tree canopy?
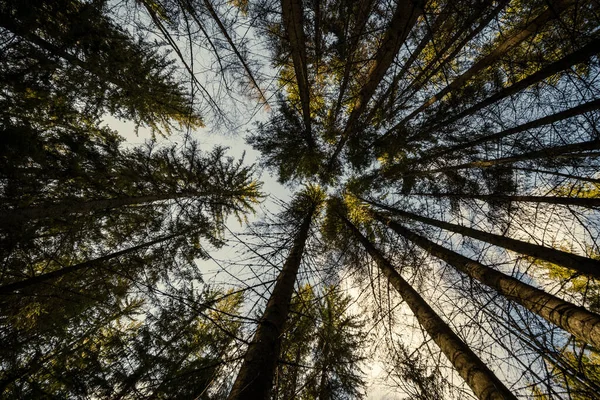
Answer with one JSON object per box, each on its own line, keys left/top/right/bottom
{"left": 2, "top": 0, "right": 600, "bottom": 399}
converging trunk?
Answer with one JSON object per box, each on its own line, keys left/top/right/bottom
{"left": 227, "top": 204, "right": 317, "bottom": 400}
{"left": 403, "top": 193, "right": 600, "bottom": 208}
{"left": 363, "top": 199, "right": 600, "bottom": 279}
{"left": 411, "top": 98, "right": 600, "bottom": 164}
{"left": 0, "top": 229, "right": 190, "bottom": 294}
{"left": 375, "top": 213, "right": 600, "bottom": 348}
{"left": 398, "top": 0, "right": 576, "bottom": 125}
{"left": 340, "top": 214, "right": 517, "bottom": 400}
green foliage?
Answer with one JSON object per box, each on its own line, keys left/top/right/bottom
{"left": 274, "top": 285, "right": 366, "bottom": 400}
{"left": 0, "top": 0, "right": 203, "bottom": 136}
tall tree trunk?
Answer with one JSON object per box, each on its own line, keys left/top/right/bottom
{"left": 340, "top": 214, "right": 517, "bottom": 400}
{"left": 398, "top": 0, "right": 576, "bottom": 125}
{"left": 419, "top": 38, "right": 600, "bottom": 137}
{"left": 411, "top": 98, "right": 600, "bottom": 164}
{"left": 182, "top": 0, "right": 267, "bottom": 105}
{"left": 394, "top": 0, "right": 509, "bottom": 107}
{"left": 281, "top": 0, "right": 313, "bottom": 146}
{"left": 0, "top": 194, "right": 176, "bottom": 229}
{"left": 323, "top": 0, "right": 425, "bottom": 177}
{"left": 512, "top": 167, "right": 600, "bottom": 184}
{"left": 375, "top": 213, "right": 600, "bottom": 348}
{"left": 227, "top": 204, "right": 317, "bottom": 400}
{"left": 0, "top": 230, "right": 190, "bottom": 294}
{"left": 366, "top": 0, "right": 454, "bottom": 121}
{"left": 403, "top": 192, "right": 600, "bottom": 208}
{"left": 1, "top": 188, "right": 250, "bottom": 229}
{"left": 390, "top": 140, "right": 600, "bottom": 178}
{"left": 327, "top": 0, "right": 374, "bottom": 130}
{"left": 363, "top": 199, "right": 600, "bottom": 279}
{"left": 373, "top": 0, "right": 510, "bottom": 147}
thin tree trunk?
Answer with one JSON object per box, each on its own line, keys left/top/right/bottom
{"left": 227, "top": 204, "right": 317, "bottom": 400}
{"left": 183, "top": 0, "right": 267, "bottom": 105}
{"left": 281, "top": 0, "right": 313, "bottom": 145}
{"left": 340, "top": 214, "right": 517, "bottom": 400}
{"left": 419, "top": 38, "right": 600, "bottom": 136}
{"left": 403, "top": 192, "right": 600, "bottom": 208}
{"left": 324, "top": 0, "right": 424, "bottom": 176}
{"left": 375, "top": 213, "right": 600, "bottom": 348}
{"left": 398, "top": 0, "right": 576, "bottom": 125}
{"left": 372, "top": 0, "right": 510, "bottom": 147}
{"left": 412, "top": 98, "right": 600, "bottom": 165}
{"left": 0, "top": 230, "right": 189, "bottom": 294}
{"left": 395, "top": 0, "right": 509, "bottom": 107}
{"left": 327, "top": 0, "right": 374, "bottom": 130}
{"left": 392, "top": 140, "right": 600, "bottom": 178}
{"left": 363, "top": 199, "right": 600, "bottom": 279}
{"left": 513, "top": 167, "right": 600, "bottom": 184}
{"left": 0, "top": 194, "right": 176, "bottom": 229}
{"left": 367, "top": 1, "right": 454, "bottom": 120}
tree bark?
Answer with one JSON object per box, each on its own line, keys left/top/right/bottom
{"left": 375, "top": 213, "right": 600, "bottom": 348}
{"left": 393, "top": 140, "right": 600, "bottom": 178}
{"left": 420, "top": 38, "right": 600, "bottom": 136}
{"left": 363, "top": 199, "right": 600, "bottom": 279}
{"left": 0, "top": 194, "right": 176, "bottom": 229}
{"left": 227, "top": 204, "right": 317, "bottom": 400}
{"left": 341, "top": 214, "right": 517, "bottom": 400}
{"left": 404, "top": 192, "right": 600, "bottom": 208}
{"left": 412, "top": 98, "right": 600, "bottom": 164}
{"left": 0, "top": 230, "right": 189, "bottom": 294}
{"left": 281, "top": 0, "right": 313, "bottom": 146}
{"left": 398, "top": 0, "right": 576, "bottom": 124}
{"left": 512, "top": 167, "right": 600, "bottom": 184}
{"left": 372, "top": 0, "right": 510, "bottom": 147}
{"left": 324, "top": 0, "right": 424, "bottom": 177}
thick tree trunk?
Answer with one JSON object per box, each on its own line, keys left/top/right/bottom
{"left": 0, "top": 230, "right": 189, "bottom": 294}
{"left": 412, "top": 98, "right": 600, "bottom": 164}
{"left": 404, "top": 192, "right": 600, "bottom": 208}
{"left": 399, "top": 0, "right": 576, "bottom": 124}
{"left": 227, "top": 205, "right": 316, "bottom": 400}
{"left": 341, "top": 214, "right": 516, "bottom": 400}
{"left": 375, "top": 213, "right": 600, "bottom": 348}
{"left": 363, "top": 199, "right": 600, "bottom": 279}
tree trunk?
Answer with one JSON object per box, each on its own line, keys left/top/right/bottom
{"left": 375, "top": 213, "right": 600, "bottom": 348}
{"left": 373, "top": 0, "right": 510, "bottom": 146}
{"left": 340, "top": 214, "right": 517, "bottom": 400}
{"left": 281, "top": 0, "right": 313, "bottom": 145}
{"left": 363, "top": 199, "right": 600, "bottom": 279}
{"left": 324, "top": 0, "right": 424, "bottom": 176}
{"left": 403, "top": 192, "right": 600, "bottom": 208}
{"left": 512, "top": 167, "right": 600, "bottom": 184}
{"left": 0, "top": 230, "right": 189, "bottom": 294}
{"left": 227, "top": 204, "right": 316, "bottom": 400}
{"left": 421, "top": 38, "right": 600, "bottom": 135}
{"left": 399, "top": 0, "right": 576, "bottom": 124}
{"left": 412, "top": 98, "right": 600, "bottom": 164}
{"left": 394, "top": 140, "right": 600, "bottom": 178}
{"left": 0, "top": 194, "right": 176, "bottom": 229}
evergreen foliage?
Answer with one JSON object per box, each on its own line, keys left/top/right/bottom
{"left": 2, "top": 0, "right": 600, "bottom": 398}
